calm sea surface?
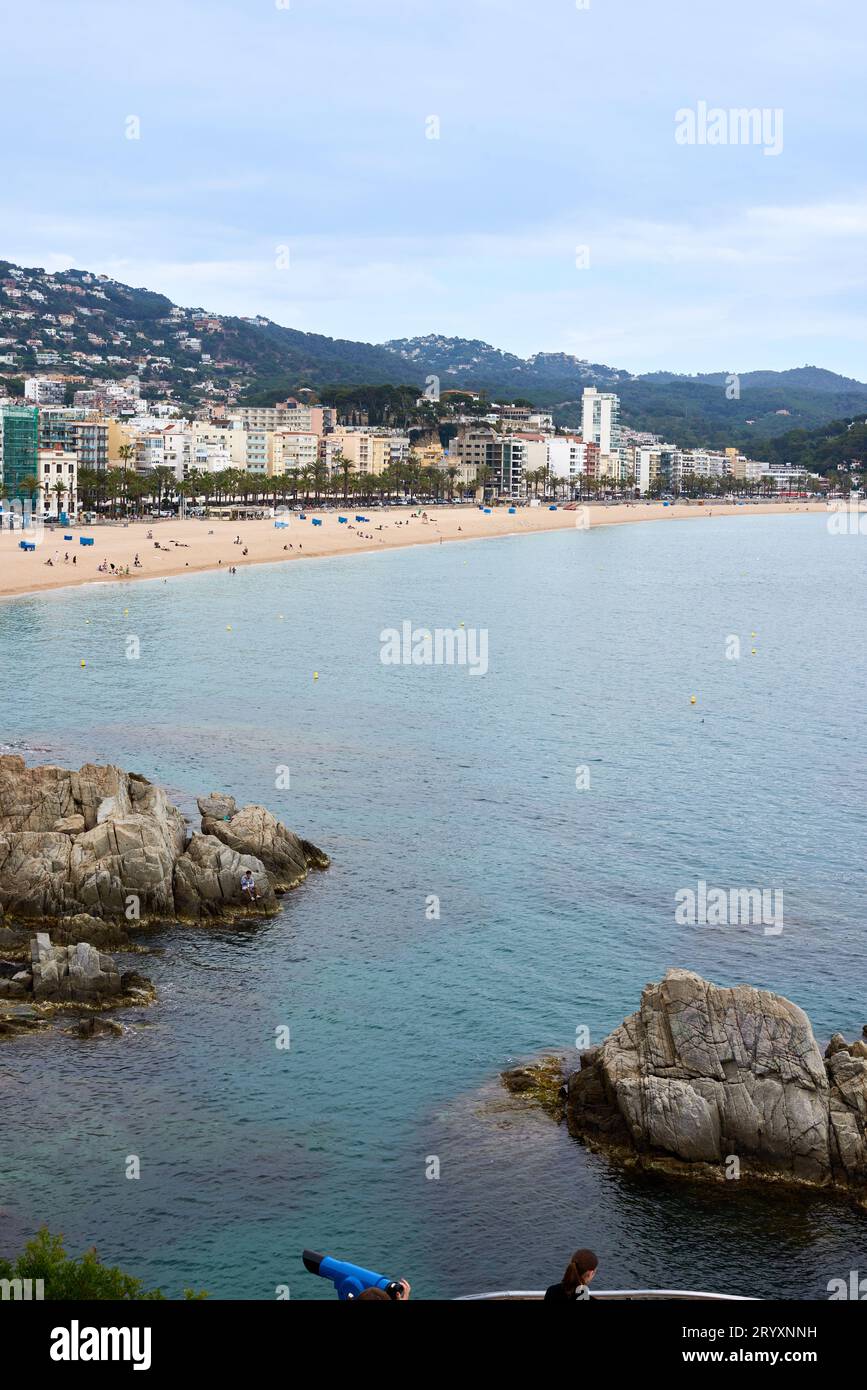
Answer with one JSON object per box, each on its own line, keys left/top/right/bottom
{"left": 1, "top": 513, "right": 865, "bottom": 1299}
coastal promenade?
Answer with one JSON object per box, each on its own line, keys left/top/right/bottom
{"left": 0, "top": 499, "right": 826, "bottom": 600}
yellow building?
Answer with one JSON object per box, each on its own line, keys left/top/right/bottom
{"left": 328, "top": 429, "right": 394, "bottom": 477}
{"left": 107, "top": 419, "right": 137, "bottom": 465}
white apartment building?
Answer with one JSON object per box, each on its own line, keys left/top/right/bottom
{"left": 242, "top": 428, "right": 273, "bottom": 475}
{"left": 663, "top": 448, "right": 731, "bottom": 491}
{"left": 272, "top": 431, "right": 319, "bottom": 475}
{"left": 37, "top": 446, "right": 77, "bottom": 515}
{"left": 25, "top": 377, "right": 65, "bottom": 405}
{"left": 764, "top": 462, "right": 811, "bottom": 491}
{"left": 581, "top": 387, "right": 621, "bottom": 458}
{"left": 134, "top": 431, "right": 167, "bottom": 473}
{"left": 546, "top": 435, "right": 590, "bottom": 485}
{"left": 229, "top": 402, "right": 335, "bottom": 435}
{"left": 188, "top": 423, "right": 234, "bottom": 476}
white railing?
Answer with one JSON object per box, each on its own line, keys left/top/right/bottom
{"left": 453, "top": 1289, "right": 758, "bottom": 1301}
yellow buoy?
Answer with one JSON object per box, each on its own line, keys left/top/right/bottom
{"left": 690, "top": 695, "right": 697, "bottom": 705}
{"left": 226, "top": 625, "right": 232, "bottom": 631}
{"left": 123, "top": 608, "right": 128, "bottom": 615}
{"left": 313, "top": 671, "right": 319, "bottom": 680}
{"left": 751, "top": 648, "right": 757, "bottom": 655}
{"left": 80, "top": 660, "right": 86, "bottom": 667}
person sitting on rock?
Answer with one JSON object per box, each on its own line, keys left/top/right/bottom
{"left": 544, "top": 1249, "right": 598, "bottom": 1302}
{"left": 240, "top": 869, "right": 259, "bottom": 902}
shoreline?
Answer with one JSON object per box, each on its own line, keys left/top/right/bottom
{"left": 0, "top": 500, "right": 827, "bottom": 602}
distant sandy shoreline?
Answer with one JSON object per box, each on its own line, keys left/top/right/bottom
{"left": 0, "top": 500, "right": 827, "bottom": 601}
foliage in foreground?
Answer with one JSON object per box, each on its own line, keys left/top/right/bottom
{"left": 0, "top": 1227, "right": 207, "bottom": 1300}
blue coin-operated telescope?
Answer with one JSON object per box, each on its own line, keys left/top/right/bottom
{"left": 302, "top": 1249, "right": 402, "bottom": 1300}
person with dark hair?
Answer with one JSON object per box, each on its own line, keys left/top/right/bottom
{"left": 351, "top": 1279, "right": 410, "bottom": 1301}
{"left": 544, "top": 1249, "right": 599, "bottom": 1302}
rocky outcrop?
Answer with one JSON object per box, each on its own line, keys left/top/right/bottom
{"left": 562, "top": 969, "right": 867, "bottom": 1202}
{"left": 0, "top": 757, "right": 328, "bottom": 927}
{"left": 198, "top": 795, "right": 330, "bottom": 889}
{"left": 0, "top": 932, "right": 154, "bottom": 1011}
{"left": 173, "top": 834, "right": 278, "bottom": 919}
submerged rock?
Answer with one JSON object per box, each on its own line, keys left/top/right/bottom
{"left": 560, "top": 969, "right": 867, "bottom": 1202}
{"left": 76, "top": 1015, "right": 124, "bottom": 1039}
{"left": 501, "top": 1056, "right": 568, "bottom": 1115}
{"left": 0, "top": 757, "right": 328, "bottom": 928}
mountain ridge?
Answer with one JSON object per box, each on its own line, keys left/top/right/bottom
{"left": 2, "top": 258, "right": 866, "bottom": 448}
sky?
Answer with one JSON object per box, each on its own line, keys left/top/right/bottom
{"left": 4, "top": 0, "right": 867, "bottom": 376}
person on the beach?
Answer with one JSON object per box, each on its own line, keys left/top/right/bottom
{"left": 544, "top": 1249, "right": 598, "bottom": 1302}
{"left": 240, "top": 869, "right": 259, "bottom": 902}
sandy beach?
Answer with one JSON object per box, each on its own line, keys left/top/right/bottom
{"left": 0, "top": 500, "right": 826, "bottom": 600}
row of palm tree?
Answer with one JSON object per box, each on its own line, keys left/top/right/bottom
{"left": 69, "top": 456, "right": 484, "bottom": 516}
{"left": 16, "top": 456, "right": 819, "bottom": 519}
{"left": 648, "top": 472, "right": 823, "bottom": 499}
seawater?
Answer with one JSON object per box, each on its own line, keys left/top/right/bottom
{"left": 0, "top": 513, "right": 865, "bottom": 1299}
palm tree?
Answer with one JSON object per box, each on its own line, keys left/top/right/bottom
{"left": 105, "top": 470, "right": 125, "bottom": 518}
{"left": 17, "top": 474, "right": 41, "bottom": 517}
{"left": 298, "top": 466, "right": 314, "bottom": 504}
{"left": 150, "top": 465, "right": 176, "bottom": 514}
{"left": 51, "top": 477, "right": 67, "bottom": 519}
{"left": 475, "top": 464, "right": 494, "bottom": 502}
{"left": 338, "top": 453, "right": 355, "bottom": 502}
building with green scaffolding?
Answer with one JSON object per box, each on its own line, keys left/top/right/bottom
{"left": 0, "top": 405, "right": 39, "bottom": 504}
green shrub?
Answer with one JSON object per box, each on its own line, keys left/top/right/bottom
{"left": 0, "top": 1228, "right": 207, "bottom": 1300}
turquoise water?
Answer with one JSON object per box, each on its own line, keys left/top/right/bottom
{"left": 1, "top": 513, "right": 865, "bottom": 1300}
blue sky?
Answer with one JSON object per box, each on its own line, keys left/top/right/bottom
{"left": 4, "top": 0, "right": 867, "bottom": 375}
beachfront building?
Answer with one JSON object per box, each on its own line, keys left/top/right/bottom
{"left": 0, "top": 404, "right": 39, "bottom": 500}
{"left": 630, "top": 444, "right": 667, "bottom": 495}
{"left": 661, "top": 448, "right": 731, "bottom": 492}
{"left": 546, "top": 434, "right": 597, "bottom": 493}
{"left": 448, "top": 430, "right": 527, "bottom": 500}
{"left": 729, "top": 453, "right": 772, "bottom": 485}
{"left": 38, "top": 410, "right": 109, "bottom": 476}
{"left": 188, "top": 424, "right": 234, "bottom": 476}
{"left": 763, "top": 462, "right": 812, "bottom": 492}
{"left": 581, "top": 387, "right": 621, "bottom": 458}
{"left": 326, "top": 428, "right": 394, "bottom": 477}
{"left": 241, "top": 428, "right": 274, "bottom": 475}
{"left": 272, "top": 431, "right": 319, "bottom": 475}
{"left": 37, "top": 445, "right": 77, "bottom": 516}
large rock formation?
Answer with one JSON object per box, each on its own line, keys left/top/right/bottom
{"left": 0, "top": 932, "right": 154, "bottom": 1009}
{"left": 563, "top": 969, "right": 867, "bottom": 1201}
{"left": 198, "top": 795, "right": 329, "bottom": 890}
{"left": 0, "top": 757, "right": 328, "bottom": 928}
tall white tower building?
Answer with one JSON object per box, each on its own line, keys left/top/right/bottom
{"left": 581, "top": 387, "right": 621, "bottom": 457}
